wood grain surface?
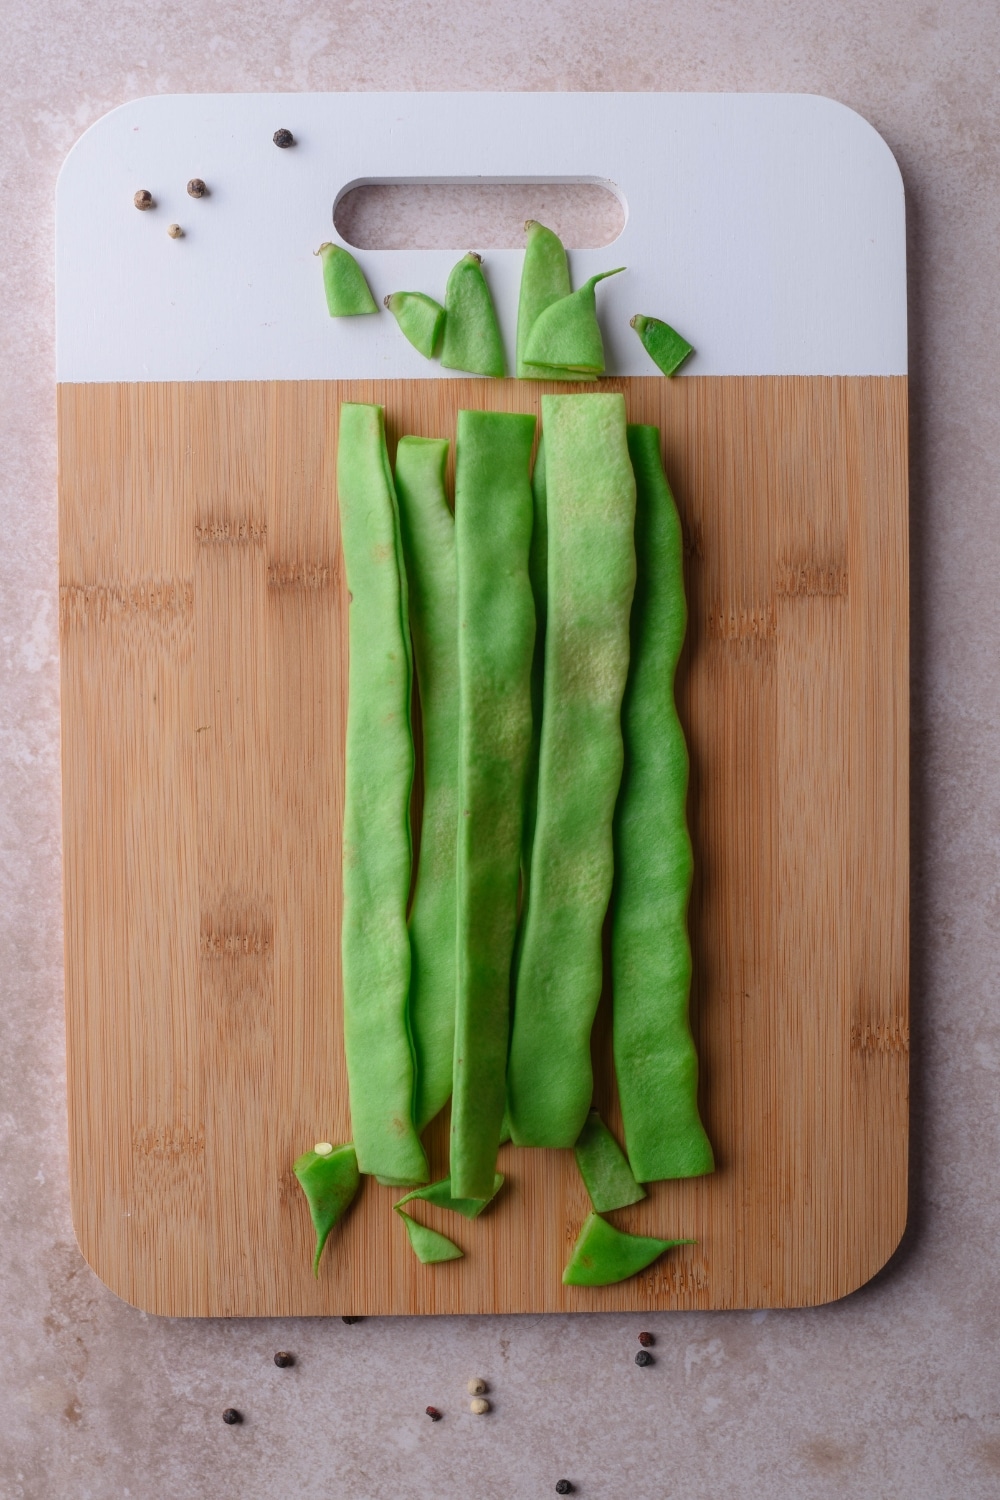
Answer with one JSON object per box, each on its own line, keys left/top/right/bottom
{"left": 57, "top": 376, "right": 908, "bottom": 1316}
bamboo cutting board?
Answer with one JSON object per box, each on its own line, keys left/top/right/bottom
{"left": 57, "top": 94, "right": 909, "bottom": 1315}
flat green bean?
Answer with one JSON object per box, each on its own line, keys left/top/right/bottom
{"left": 562, "top": 1211, "right": 691, "bottom": 1287}
{"left": 507, "top": 393, "right": 635, "bottom": 1148}
{"left": 573, "top": 1109, "right": 646, "bottom": 1212}
{"left": 516, "top": 221, "right": 592, "bottom": 382}
{"left": 394, "top": 1172, "right": 504, "bottom": 1220}
{"left": 316, "top": 243, "right": 378, "bottom": 316}
{"left": 385, "top": 291, "right": 446, "bottom": 359}
{"left": 629, "top": 314, "right": 694, "bottom": 376}
{"left": 338, "top": 403, "right": 428, "bottom": 1186}
{"left": 612, "top": 424, "right": 714, "bottom": 1181}
{"left": 396, "top": 1209, "right": 464, "bottom": 1263}
{"left": 292, "top": 1143, "right": 361, "bottom": 1276}
{"left": 395, "top": 436, "right": 460, "bottom": 1134}
{"left": 440, "top": 253, "right": 506, "bottom": 377}
{"left": 522, "top": 269, "right": 624, "bottom": 375}
{"left": 451, "top": 410, "right": 536, "bottom": 1199}
{"left": 510, "top": 435, "right": 548, "bottom": 992}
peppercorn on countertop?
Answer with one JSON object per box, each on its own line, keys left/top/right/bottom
{"left": 5, "top": 4, "right": 1000, "bottom": 1498}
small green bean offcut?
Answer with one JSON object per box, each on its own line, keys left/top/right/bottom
{"left": 338, "top": 403, "right": 428, "bottom": 1186}
{"left": 394, "top": 1172, "right": 504, "bottom": 1220}
{"left": 630, "top": 315, "right": 694, "bottom": 376}
{"left": 316, "top": 243, "right": 378, "bottom": 316}
{"left": 396, "top": 1209, "right": 464, "bottom": 1264}
{"left": 395, "top": 436, "right": 460, "bottom": 1134}
{"left": 612, "top": 424, "right": 714, "bottom": 1182}
{"left": 522, "top": 269, "right": 624, "bottom": 374}
{"left": 573, "top": 1109, "right": 646, "bottom": 1212}
{"left": 516, "top": 220, "right": 593, "bottom": 382}
{"left": 563, "top": 1212, "right": 692, "bottom": 1287}
{"left": 385, "top": 291, "right": 446, "bottom": 359}
{"left": 507, "top": 393, "right": 636, "bottom": 1149}
{"left": 292, "top": 1144, "right": 361, "bottom": 1275}
{"left": 451, "top": 410, "right": 536, "bottom": 1199}
{"left": 440, "top": 253, "right": 506, "bottom": 377}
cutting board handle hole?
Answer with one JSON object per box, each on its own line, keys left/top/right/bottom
{"left": 332, "top": 178, "right": 626, "bottom": 251}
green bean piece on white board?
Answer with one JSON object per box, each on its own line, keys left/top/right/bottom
{"left": 516, "top": 220, "right": 593, "bottom": 382}
{"left": 440, "top": 253, "right": 506, "bottom": 378}
{"left": 316, "top": 243, "right": 378, "bottom": 316}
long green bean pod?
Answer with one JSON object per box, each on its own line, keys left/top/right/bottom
{"left": 612, "top": 424, "right": 714, "bottom": 1182}
{"left": 451, "top": 410, "right": 536, "bottom": 1199}
{"left": 337, "top": 403, "right": 428, "bottom": 1186}
{"left": 507, "top": 393, "right": 636, "bottom": 1148}
{"left": 394, "top": 436, "right": 459, "bottom": 1133}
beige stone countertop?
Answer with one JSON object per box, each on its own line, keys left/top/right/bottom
{"left": 2, "top": 2, "right": 998, "bottom": 1496}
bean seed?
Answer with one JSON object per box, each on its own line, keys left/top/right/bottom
{"left": 133, "top": 189, "right": 154, "bottom": 210}
{"left": 186, "top": 178, "right": 207, "bottom": 198}
{"left": 273, "top": 1352, "right": 294, "bottom": 1368}
{"left": 222, "top": 1408, "right": 243, "bottom": 1424}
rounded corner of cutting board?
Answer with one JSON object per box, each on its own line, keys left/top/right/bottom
{"left": 68, "top": 1213, "right": 176, "bottom": 1318}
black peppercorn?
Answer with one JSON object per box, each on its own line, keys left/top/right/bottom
{"left": 637, "top": 1331, "right": 654, "bottom": 1347}
{"left": 635, "top": 1350, "right": 654, "bottom": 1367}
{"left": 273, "top": 1351, "right": 294, "bottom": 1368}
{"left": 133, "top": 189, "right": 154, "bottom": 211}
{"left": 555, "top": 1483, "right": 575, "bottom": 1495}
{"left": 425, "top": 1406, "right": 442, "bottom": 1420}
{"left": 342, "top": 1315, "right": 361, "bottom": 1324}
{"left": 187, "top": 178, "right": 208, "bottom": 198}
{"left": 222, "top": 1408, "right": 243, "bottom": 1424}
{"left": 273, "top": 128, "right": 295, "bottom": 149}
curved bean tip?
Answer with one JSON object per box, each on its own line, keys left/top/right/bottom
{"left": 467, "top": 251, "right": 483, "bottom": 264}
{"left": 629, "top": 314, "right": 639, "bottom": 327}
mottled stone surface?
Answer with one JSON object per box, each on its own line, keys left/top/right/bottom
{"left": 2, "top": 2, "right": 999, "bottom": 1496}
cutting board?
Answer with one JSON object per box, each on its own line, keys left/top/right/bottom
{"left": 56, "top": 93, "right": 909, "bottom": 1316}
